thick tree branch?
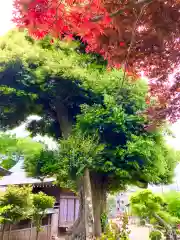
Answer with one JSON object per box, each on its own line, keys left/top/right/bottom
{"left": 91, "top": 0, "right": 154, "bottom": 22}
{"left": 121, "top": 0, "right": 151, "bottom": 87}
{"left": 153, "top": 213, "right": 176, "bottom": 240}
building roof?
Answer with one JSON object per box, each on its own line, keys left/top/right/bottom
{"left": 0, "top": 167, "right": 11, "bottom": 176}
{"left": 0, "top": 160, "right": 55, "bottom": 187}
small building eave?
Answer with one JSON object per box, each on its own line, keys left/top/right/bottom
{"left": 0, "top": 167, "right": 12, "bottom": 176}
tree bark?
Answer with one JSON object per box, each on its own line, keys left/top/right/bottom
{"left": 90, "top": 173, "right": 107, "bottom": 237}
{"left": 66, "top": 171, "right": 107, "bottom": 239}
{"left": 56, "top": 102, "right": 72, "bottom": 138}
{"left": 66, "top": 169, "right": 95, "bottom": 240}
{"left": 55, "top": 103, "right": 101, "bottom": 239}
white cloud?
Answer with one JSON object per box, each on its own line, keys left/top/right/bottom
{"left": 9, "top": 123, "right": 30, "bottom": 138}
{"left": 9, "top": 115, "right": 58, "bottom": 150}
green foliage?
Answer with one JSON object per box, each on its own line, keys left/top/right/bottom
{"left": 55, "top": 133, "right": 105, "bottom": 189}
{"left": 52, "top": 97, "right": 177, "bottom": 192}
{"left": 0, "top": 29, "right": 113, "bottom": 136}
{"left": 130, "top": 189, "right": 180, "bottom": 235}
{"left": 130, "top": 190, "right": 164, "bottom": 218}
{"left": 0, "top": 134, "right": 43, "bottom": 170}
{"left": 0, "top": 186, "right": 32, "bottom": 224}
{"left": 149, "top": 230, "right": 163, "bottom": 240}
{"left": 0, "top": 29, "right": 178, "bottom": 194}
{"left": 0, "top": 134, "right": 19, "bottom": 169}
{"left": 33, "top": 192, "right": 55, "bottom": 211}
{"left": 139, "top": 219, "right": 146, "bottom": 226}
{"left": 50, "top": 83, "right": 177, "bottom": 191}
{"left": 24, "top": 148, "right": 58, "bottom": 180}
{"left": 100, "top": 213, "right": 130, "bottom": 240}
{"left": 0, "top": 29, "right": 179, "bottom": 238}
{"left": 0, "top": 134, "right": 18, "bottom": 154}
{"left": 32, "top": 192, "right": 55, "bottom": 232}
{"left": 158, "top": 210, "right": 180, "bottom": 226}
{"left": 0, "top": 205, "right": 13, "bottom": 224}
{"left": 0, "top": 185, "right": 54, "bottom": 240}
{"left": 163, "top": 191, "right": 180, "bottom": 219}
{"left": 101, "top": 212, "right": 108, "bottom": 232}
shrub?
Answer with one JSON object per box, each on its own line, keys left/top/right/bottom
{"left": 139, "top": 219, "right": 146, "bottom": 226}
{"left": 149, "top": 230, "right": 163, "bottom": 240}
{"left": 100, "top": 213, "right": 130, "bottom": 240}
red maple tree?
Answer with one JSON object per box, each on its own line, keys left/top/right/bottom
{"left": 13, "top": 0, "right": 180, "bottom": 122}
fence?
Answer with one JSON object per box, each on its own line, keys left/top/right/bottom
{"left": 0, "top": 215, "right": 52, "bottom": 240}
{"left": 0, "top": 226, "right": 51, "bottom": 240}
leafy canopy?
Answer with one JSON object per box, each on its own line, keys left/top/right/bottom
{"left": 0, "top": 30, "right": 178, "bottom": 193}
{"left": 12, "top": 0, "right": 180, "bottom": 122}
{"left": 0, "top": 30, "right": 120, "bottom": 137}
{"left": 25, "top": 88, "right": 177, "bottom": 192}
{"left": 50, "top": 102, "right": 177, "bottom": 192}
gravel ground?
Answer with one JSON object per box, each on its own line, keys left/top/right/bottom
{"left": 57, "top": 224, "right": 151, "bottom": 240}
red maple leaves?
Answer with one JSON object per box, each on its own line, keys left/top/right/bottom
{"left": 13, "top": 0, "right": 109, "bottom": 40}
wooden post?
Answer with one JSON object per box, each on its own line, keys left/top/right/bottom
{"left": 1, "top": 224, "right": 6, "bottom": 240}
{"left": 51, "top": 210, "right": 59, "bottom": 238}
{"left": 47, "top": 215, "right": 51, "bottom": 240}
{"left": 74, "top": 198, "right": 76, "bottom": 222}
{"left": 8, "top": 224, "right": 12, "bottom": 240}
{"left": 29, "top": 221, "right": 32, "bottom": 240}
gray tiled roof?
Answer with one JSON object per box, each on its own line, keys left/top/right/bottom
{"left": 0, "top": 167, "right": 11, "bottom": 176}
{"left": 0, "top": 160, "right": 55, "bottom": 186}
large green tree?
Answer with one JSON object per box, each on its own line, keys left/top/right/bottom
{"left": 0, "top": 30, "right": 177, "bottom": 238}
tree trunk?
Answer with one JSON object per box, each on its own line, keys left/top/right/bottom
{"left": 56, "top": 104, "right": 103, "bottom": 239}
{"left": 66, "top": 171, "right": 107, "bottom": 239}
{"left": 90, "top": 173, "right": 107, "bottom": 237}
{"left": 66, "top": 169, "right": 95, "bottom": 240}
{"left": 56, "top": 102, "right": 72, "bottom": 138}
{"left": 36, "top": 230, "right": 40, "bottom": 240}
